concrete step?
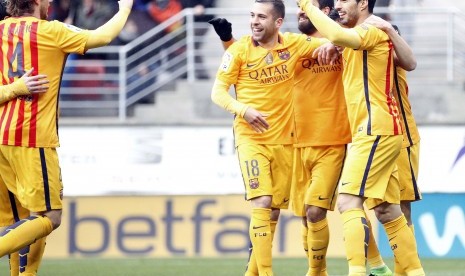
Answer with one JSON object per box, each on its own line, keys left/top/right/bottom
{"left": 133, "top": 79, "right": 232, "bottom": 125}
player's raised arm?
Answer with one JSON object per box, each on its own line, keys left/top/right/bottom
{"left": 298, "top": 0, "right": 361, "bottom": 49}
{"left": 208, "top": 18, "right": 236, "bottom": 50}
{"left": 364, "top": 15, "right": 417, "bottom": 71}
{"left": 85, "top": 0, "right": 134, "bottom": 50}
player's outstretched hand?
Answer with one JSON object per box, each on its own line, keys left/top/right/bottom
{"left": 21, "top": 68, "right": 49, "bottom": 94}
{"left": 208, "top": 18, "right": 233, "bottom": 42}
{"left": 118, "top": 0, "right": 134, "bottom": 11}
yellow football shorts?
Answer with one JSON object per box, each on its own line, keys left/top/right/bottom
{"left": 237, "top": 143, "right": 293, "bottom": 209}
{"left": 339, "top": 135, "right": 402, "bottom": 209}
{"left": 398, "top": 142, "right": 422, "bottom": 202}
{"left": 290, "top": 145, "right": 346, "bottom": 217}
{"left": 0, "top": 181, "right": 29, "bottom": 226}
{"left": 0, "top": 145, "right": 63, "bottom": 213}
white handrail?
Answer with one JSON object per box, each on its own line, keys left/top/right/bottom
{"left": 59, "top": 7, "right": 465, "bottom": 123}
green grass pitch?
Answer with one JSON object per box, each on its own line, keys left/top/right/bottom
{"left": 1, "top": 257, "right": 464, "bottom": 275}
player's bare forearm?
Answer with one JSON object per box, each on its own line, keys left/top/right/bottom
{"left": 386, "top": 27, "right": 417, "bottom": 71}
{"left": 364, "top": 15, "right": 416, "bottom": 71}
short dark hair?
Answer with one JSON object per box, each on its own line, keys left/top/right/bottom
{"left": 0, "top": 0, "right": 9, "bottom": 19}
{"left": 318, "top": 0, "right": 334, "bottom": 10}
{"left": 7, "top": 0, "right": 35, "bottom": 17}
{"left": 255, "top": 0, "right": 285, "bottom": 19}
{"left": 357, "top": 0, "right": 376, "bottom": 14}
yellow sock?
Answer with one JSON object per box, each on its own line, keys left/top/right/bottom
{"left": 245, "top": 220, "right": 277, "bottom": 276}
{"left": 301, "top": 222, "right": 309, "bottom": 256}
{"left": 306, "top": 259, "right": 328, "bottom": 276}
{"left": 9, "top": 252, "right": 19, "bottom": 276}
{"left": 341, "top": 208, "right": 367, "bottom": 276}
{"left": 366, "top": 217, "right": 386, "bottom": 268}
{"left": 319, "top": 258, "right": 329, "bottom": 276}
{"left": 0, "top": 216, "right": 53, "bottom": 257}
{"left": 306, "top": 218, "right": 329, "bottom": 276}
{"left": 249, "top": 208, "right": 273, "bottom": 276}
{"left": 383, "top": 216, "right": 424, "bottom": 276}
{"left": 19, "top": 237, "right": 47, "bottom": 276}
{"left": 394, "top": 224, "right": 415, "bottom": 276}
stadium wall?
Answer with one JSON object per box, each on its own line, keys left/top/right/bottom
{"left": 42, "top": 125, "right": 465, "bottom": 258}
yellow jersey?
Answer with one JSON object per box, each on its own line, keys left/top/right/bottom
{"left": 214, "top": 33, "right": 327, "bottom": 146}
{"left": 294, "top": 53, "right": 351, "bottom": 147}
{"left": 0, "top": 18, "right": 90, "bottom": 148}
{"left": 342, "top": 24, "right": 402, "bottom": 136}
{"left": 393, "top": 66, "right": 420, "bottom": 148}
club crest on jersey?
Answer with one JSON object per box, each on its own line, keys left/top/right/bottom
{"left": 265, "top": 52, "right": 273, "bottom": 65}
{"left": 249, "top": 178, "right": 259, "bottom": 189}
{"left": 277, "top": 49, "right": 290, "bottom": 60}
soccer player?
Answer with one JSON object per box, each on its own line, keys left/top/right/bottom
{"left": 297, "top": 0, "right": 425, "bottom": 275}
{"left": 363, "top": 15, "right": 422, "bottom": 276}
{"left": 209, "top": 17, "right": 284, "bottom": 276}
{"left": 0, "top": 2, "right": 50, "bottom": 275}
{"left": 0, "top": 68, "right": 49, "bottom": 276}
{"left": 210, "top": 0, "right": 337, "bottom": 275}
{"left": 0, "top": 0, "right": 133, "bottom": 268}
{"left": 291, "top": 2, "right": 351, "bottom": 276}
{"left": 293, "top": 2, "right": 389, "bottom": 276}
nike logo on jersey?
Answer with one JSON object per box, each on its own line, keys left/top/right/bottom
{"left": 318, "top": 196, "right": 329, "bottom": 200}
{"left": 253, "top": 225, "right": 266, "bottom": 229}
{"left": 246, "top": 63, "right": 256, "bottom": 68}
{"left": 341, "top": 182, "right": 351, "bottom": 186}
{"left": 311, "top": 246, "right": 327, "bottom": 251}
{"left": 389, "top": 236, "right": 397, "bottom": 241}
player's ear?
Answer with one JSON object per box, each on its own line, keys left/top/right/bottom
{"left": 275, "top": 17, "right": 283, "bottom": 28}
{"left": 359, "top": 0, "right": 368, "bottom": 11}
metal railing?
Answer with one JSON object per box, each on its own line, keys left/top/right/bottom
{"left": 59, "top": 7, "right": 465, "bottom": 122}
